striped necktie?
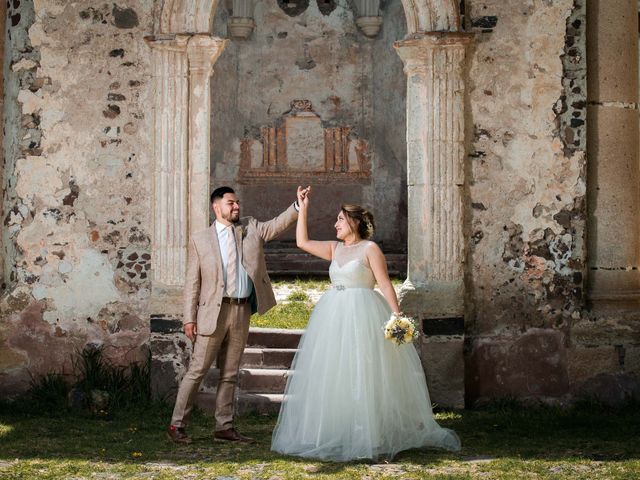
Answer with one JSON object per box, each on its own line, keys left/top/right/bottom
{"left": 226, "top": 225, "right": 237, "bottom": 297}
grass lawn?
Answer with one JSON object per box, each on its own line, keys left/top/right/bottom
{"left": 251, "top": 290, "right": 314, "bottom": 329}
{"left": 270, "top": 277, "right": 332, "bottom": 292}
{"left": 251, "top": 277, "right": 406, "bottom": 330}
{"left": 0, "top": 402, "right": 638, "bottom": 479}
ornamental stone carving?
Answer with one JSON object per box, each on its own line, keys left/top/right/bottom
{"left": 238, "top": 100, "right": 371, "bottom": 185}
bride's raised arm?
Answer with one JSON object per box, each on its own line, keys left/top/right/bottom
{"left": 296, "top": 186, "right": 336, "bottom": 261}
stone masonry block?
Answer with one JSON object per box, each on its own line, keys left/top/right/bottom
{"left": 420, "top": 336, "right": 465, "bottom": 409}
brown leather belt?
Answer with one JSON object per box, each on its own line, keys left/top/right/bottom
{"left": 222, "top": 296, "right": 250, "bottom": 305}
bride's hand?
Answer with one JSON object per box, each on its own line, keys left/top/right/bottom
{"left": 297, "top": 185, "right": 311, "bottom": 209}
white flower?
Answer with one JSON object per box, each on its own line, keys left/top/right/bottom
{"left": 382, "top": 313, "right": 418, "bottom": 345}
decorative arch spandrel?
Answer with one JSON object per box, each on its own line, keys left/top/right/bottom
{"left": 159, "top": 0, "right": 461, "bottom": 35}
{"left": 159, "top": 0, "right": 218, "bottom": 34}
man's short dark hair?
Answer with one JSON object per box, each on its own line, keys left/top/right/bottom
{"left": 211, "top": 186, "right": 235, "bottom": 204}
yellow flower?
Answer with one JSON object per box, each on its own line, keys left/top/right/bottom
{"left": 132, "top": 452, "right": 143, "bottom": 458}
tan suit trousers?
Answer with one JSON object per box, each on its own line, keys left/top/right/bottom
{"left": 171, "top": 302, "right": 251, "bottom": 431}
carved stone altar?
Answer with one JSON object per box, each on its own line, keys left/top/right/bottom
{"left": 238, "top": 100, "right": 371, "bottom": 184}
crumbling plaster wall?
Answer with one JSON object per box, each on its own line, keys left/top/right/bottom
{"left": 464, "top": 0, "right": 637, "bottom": 404}
{"left": 210, "top": 0, "right": 408, "bottom": 248}
{"left": 0, "top": 0, "right": 154, "bottom": 395}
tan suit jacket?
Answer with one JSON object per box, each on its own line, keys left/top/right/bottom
{"left": 183, "top": 204, "right": 298, "bottom": 335}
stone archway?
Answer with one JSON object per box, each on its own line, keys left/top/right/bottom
{"left": 146, "top": 0, "right": 471, "bottom": 407}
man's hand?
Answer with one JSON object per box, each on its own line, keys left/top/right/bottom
{"left": 184, "top": 322, "right": 197, "bottom": 343}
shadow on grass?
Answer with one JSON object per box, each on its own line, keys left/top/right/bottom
{"left": 1, "top": 402, "right": 639, "bottom": 476}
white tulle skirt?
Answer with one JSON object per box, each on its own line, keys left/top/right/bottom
{"left": 271, "top": 287, "right": 461, "bottom": 462}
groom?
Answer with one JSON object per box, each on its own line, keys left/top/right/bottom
{"left": 167, "top": 185, "right": 307, "bottom": 444}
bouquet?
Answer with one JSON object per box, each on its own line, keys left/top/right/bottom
{"left": 383, "top": 313, "right": 419, "bottom": 345}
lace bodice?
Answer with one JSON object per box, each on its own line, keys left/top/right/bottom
{"left": 329, "top": 241, "right": 375, "bottom": 289}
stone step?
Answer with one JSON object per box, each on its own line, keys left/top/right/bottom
{"left": 194, "top": 328, "right": 303, "bottom": 417}
{"left": 196, "top": 392, "right": 283, "bottom": 416}
{"left": 240, "top": 368, "right": 288, "bottom": 393}
{"left": 237, "top": 392, "right": 283, "bottom": 415}
{"left": 202, "top": 367, "right": 288, "bottom": 394}
{"left": 247, "top": 327, "right": 304, "bottom": 349}
{"left": 241, "top": 347, "right": 297, "bottom": 369}
{"left": 265, "top": 248, "right": 406, "bottom": 276}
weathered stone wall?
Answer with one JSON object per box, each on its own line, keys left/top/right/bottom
{"left": 464, "top": 0, "right": 639, "bottom": 405}
{"left": 465, "top": 0, "right": 586, "bottom": 402}
{"left": 210, "top": 0, "right": 408, "bottom": 249}
{"left": 0, "top": 0, "right": 154, "bottom": 395}
{"left": 0, "top": 0, "right": 637, "bottom": 406}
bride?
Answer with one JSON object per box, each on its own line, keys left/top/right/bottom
{"left": 271, "top": 187, "right": 461, "bottom": 462}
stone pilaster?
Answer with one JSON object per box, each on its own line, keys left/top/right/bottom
{"left": 145, "top": 34, "right": 226, "bottom": 316}
{"left": 586, "top": 0, "right": 640, "bottom": 308}
{"left": 395, "top": 33, "right": 472, "bottom": 318}
{"left": 395, "top": 33, "right": 471, "bottom": 409}
{"left": 187, "top": 35, "right": 227, "bottom": 236}
{"left": 146, "top": 35, "right": 190, "bottom": 292}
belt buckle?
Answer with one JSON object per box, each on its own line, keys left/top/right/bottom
{"left": 224, "top": 296, "right": 247, "bottom": 305}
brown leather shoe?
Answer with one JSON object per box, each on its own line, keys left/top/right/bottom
{"left": 166, "top": 425, "right": 192, "bottom": 444}
{"left": 214, "top": 427, "right": 255, "bottom": 443}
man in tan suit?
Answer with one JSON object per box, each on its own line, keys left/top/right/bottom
{"left": 167, "top": 185, "right": 306, "bottom": 444}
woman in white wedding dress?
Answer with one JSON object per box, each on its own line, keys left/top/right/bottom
{"left": 271, "top": 188, "right": 461, "bottom": 462}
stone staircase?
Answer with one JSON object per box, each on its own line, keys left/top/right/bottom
{"left": 195, "top": 327, "right": 303, "bottom": 416}
{"left": 264, "top": 246, "right": 407, "bottom": 276}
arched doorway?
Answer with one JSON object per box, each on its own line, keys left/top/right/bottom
{"left": 146, "top": 0, "right": 471, "bottom": 407}
{"left": 209, "top": 0, "right": 409, "bottom": 276}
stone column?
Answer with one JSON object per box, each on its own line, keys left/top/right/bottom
{"left": 586, "top": 0, "right": 640, "bottom": 307}
{"left": 146, "top": 35, "right": 190, "bottom": 292}
{"left": 187, "top": 35, "right": 227, "bottom": 237}
{"left": 395, "top": 33, "right": 472, "bottom": 408}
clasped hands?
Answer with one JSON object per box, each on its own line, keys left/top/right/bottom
{"left": 297, "top": 185, "right": 311, "bottom": 209}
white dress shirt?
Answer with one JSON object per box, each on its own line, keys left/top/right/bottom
{"left": 215, "top": 221, "right": 253, "bottom": 299}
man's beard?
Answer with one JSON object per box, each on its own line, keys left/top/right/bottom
{"left": 224, "top": 210, "right": 240, "bottom": 223}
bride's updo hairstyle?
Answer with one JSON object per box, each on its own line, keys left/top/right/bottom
{"left": 341, "top": 204, "right": 375, "bottom": 240}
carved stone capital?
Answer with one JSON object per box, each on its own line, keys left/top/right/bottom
{"left": 394, "top": 32, "right": 473, "bottom": 75}
{"left": 228, "top": 17, "right": 255, "bottom": 38}
{"left": 355, "top": 16, "right": 383, "bottom": 38}
{"left": 186, "top": 35, "right": 228, "bottom": 75}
